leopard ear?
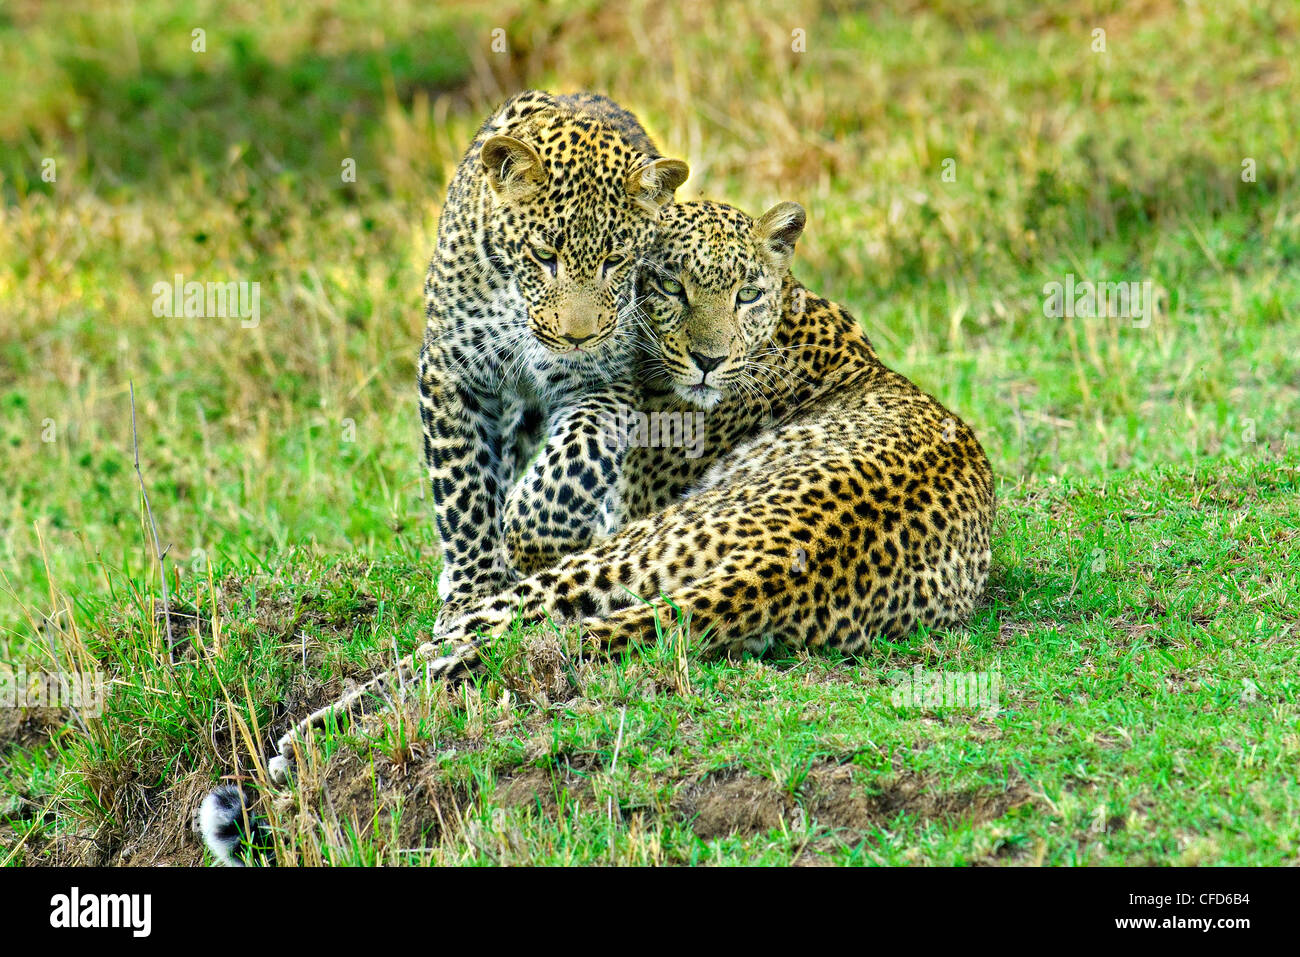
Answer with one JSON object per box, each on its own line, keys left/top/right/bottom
{"left": 753, "top": 201, "right": 806, "bottom": 269}
{"left": 481, "top": 135, "right": 547, "bottom": 198}
{"left": 626, "top": 157, "right": 690, "bottom": 214}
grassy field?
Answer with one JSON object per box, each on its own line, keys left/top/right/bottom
{"left": 1, "top": 0, "right": 1297, "bottom": 865}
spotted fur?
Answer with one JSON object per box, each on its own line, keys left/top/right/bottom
{"left": 420, "top": 90, "right": 687, "bottom": 625}
{"left": 266, "top": 199, "right": 994, "bottom": 783}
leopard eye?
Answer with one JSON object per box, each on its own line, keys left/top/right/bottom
{"left": 737, "top": 286, "right": 762, "bottom": 305}
{"left": 602, "top": 252, "right": 627, "bottom": 277}
{"left": 659, "top": 277, "right": 684, "bottom": 296}
{"left": 532, "top": 246, "right": 558, "bottom": 273}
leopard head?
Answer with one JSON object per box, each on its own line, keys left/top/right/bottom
{"left": 480, "top": 118, "right": 688, "bottom": 357}
{"left": 637, "top": 200, "right": 806, "bottom": 408}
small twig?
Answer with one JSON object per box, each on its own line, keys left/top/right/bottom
{"left": 394, "top": 635, "right": 405, "bottom": 697}
{"left": 130, "top": 381, "right": 175, "bottom": 665}
{"left": 610, "top": 706, "right": 627, "bottom": 774}
{"left": 608, "top": 705, "right": 627, "bottom": 823}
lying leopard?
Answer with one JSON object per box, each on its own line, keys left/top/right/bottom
{"left": 250, "top": 198, "right": 995, "bottom": 803}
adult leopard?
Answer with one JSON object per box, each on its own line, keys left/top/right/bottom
{"left": 260, "top": 198, "right": 994, "bottom": 791}
{"left": 421, "top": 90, "right": 688, "bottom": 626}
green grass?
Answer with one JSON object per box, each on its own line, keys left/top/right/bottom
{"left": 2, "top": 0, "right": 1298, "bottom": 865}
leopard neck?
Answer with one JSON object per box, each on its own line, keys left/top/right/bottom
{"left": 747, "top": 275, "right": 882, "bottom": 413}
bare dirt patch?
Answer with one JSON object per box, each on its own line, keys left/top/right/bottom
{"left": 0, "top": 708, "right": 68, "bottom": 755}
{"left": 675, "top": 762, "right": 1033, "bottom": 842}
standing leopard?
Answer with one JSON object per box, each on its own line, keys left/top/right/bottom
{"left": 195, "top": 92, "right": 688, "bottom": 864}
{"left": 419, "top": 90, "right": 688, "bottom": 625}
{"left": 257, "top": 198, "right": 995, "bottom": 794}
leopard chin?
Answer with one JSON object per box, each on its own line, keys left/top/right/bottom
{"left": 674, "top": 381, "right": 724, "bottom": 409}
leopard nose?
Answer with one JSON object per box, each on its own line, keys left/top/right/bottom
{"left": 689, "top": 350, "right": 726, "bottom": 374}
{"left": 563, "top": 332, "right": 597, "bottom": 347}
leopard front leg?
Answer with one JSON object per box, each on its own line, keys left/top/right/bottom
{"left": 500, "top": 380, "right": 635, "bottom": 578}
{"left": 419, "top": 334, "right": 515, "bottom": 629}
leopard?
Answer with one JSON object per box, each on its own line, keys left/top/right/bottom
{"left": 251, "top": 198, "right": 995, "bottom": 799}
{"left": 193, "top": 92, "right": 688, "bottom": 865}
{"left": 419, "top": 90, "right": 688, "bottom": 627}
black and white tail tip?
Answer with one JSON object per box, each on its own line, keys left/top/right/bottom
{"left": 197, "top": 784, "right": 273, "bottom": 867}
